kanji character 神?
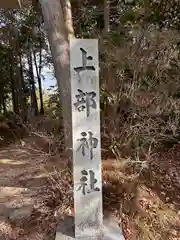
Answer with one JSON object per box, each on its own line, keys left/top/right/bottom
{"left": 77, "top": 131, "right": 98, "bottom": 160}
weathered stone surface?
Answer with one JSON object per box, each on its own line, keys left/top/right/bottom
{"left": 55, "top": 216, "right": 75, "bottom": 240}
{"left": 70, "top": 38, "right": 103, "bottom": 239}
{"left": 55, "top": 216, "right": 125, "bottom": 240}
{"left": 8, "top": 205, "right": 33, "bottom": 221}
{"left": 103, "top": 216, "right": 125, "bottom": 240}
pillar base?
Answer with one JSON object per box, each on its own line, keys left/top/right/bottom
{"left": 55, "top": 215, "right": 125, "bottom": 240}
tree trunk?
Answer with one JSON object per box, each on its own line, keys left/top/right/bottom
{"left": 104, "top": 0, "right": 111, "bottom": 117}
{"left": 19, "top": 52, "right": 28, "bottom": 121}
{"left": 60, "top": 0, "right": 74, "bottom": 39}
{"left": 39, "top": 0, "right": 74, "bottom": 158}
{"left": 33, "top": 49, "right": 44, "bottom": 115}
{"left": 7, "top": 16, "right": 27, "bottom": 120}
{"left": 15, "top": 36, "right": 27, "bottom": 121}
{"left": 8, "top": 48, "right": 19, "bottom": 114}
{"left": 2, "top": 91, "right": 7, "bottom": 114}
{"left": 7, "top": 22, "right": 20, "bottom": 115}
{"left": 104, "top": 0, "right": 110, "bottom": 33}
{"left": 28, "top": 50, "right": 38, "bottom": 116}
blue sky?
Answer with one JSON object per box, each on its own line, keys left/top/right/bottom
{"left": 42, "top": 71, "right": 56, "bottom": 90}
{"left": 33, "top": 62, "right": 56, "bottom": 92}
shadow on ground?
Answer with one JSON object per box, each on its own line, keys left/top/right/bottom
{"left": 56, "top": 215, "right": 75, "bottom": 238}
{"left": 141, "top": 144, "right": 180, "bottom": 210}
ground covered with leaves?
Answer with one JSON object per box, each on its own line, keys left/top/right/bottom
{"left": 102, "top": 151, "right": 180, "bottom": 240}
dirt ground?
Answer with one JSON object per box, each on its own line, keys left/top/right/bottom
{"left": 0, "top": 136, "right": 64, "bottom": 240}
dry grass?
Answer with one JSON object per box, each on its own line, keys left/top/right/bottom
{"left": 24, "top": 114, "right": 180, "bottom": 240}
{"left": 44, "top": 153, "right": 179, "bottom": 240}
{"left": 102, "top": 157, "right": 180, "bottom": 240}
